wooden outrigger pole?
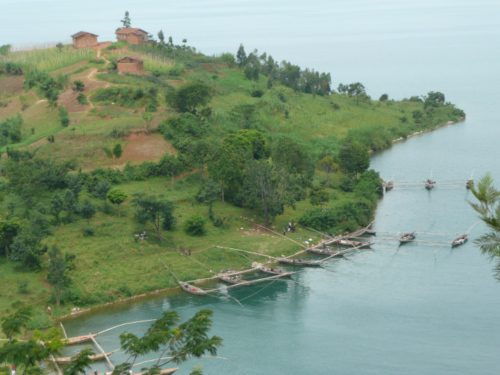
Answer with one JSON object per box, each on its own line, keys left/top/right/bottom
{"left": 159, "top": 258, "right": 207, "bottom": 296}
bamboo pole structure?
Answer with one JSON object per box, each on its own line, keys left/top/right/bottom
{"left": 60, "top": 322, "right": 68, "bottom": 339}
{"left": 90, "top": 335, "right": 114, "bottom": 370}
{"left": 97, "top": 320, "right": 156, "bottom": 335}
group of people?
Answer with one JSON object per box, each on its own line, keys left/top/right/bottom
{"left": 283, "top": 221, "right": 297, "bottom": 236}
{"left": 135, "top": 231, "right": 147, "bottom": 240}
{"left": 180, "top": 245, "right": 191, "bottom": 256}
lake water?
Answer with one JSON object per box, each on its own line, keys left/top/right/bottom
{"left": 3, "top": 0, "right": 500, "bottom": 374}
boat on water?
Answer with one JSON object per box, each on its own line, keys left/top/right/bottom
{"left": 66, "top": 334, "right": 97, "bottom": 345}
{"left": 219, "top": 275, "right": 249, "bottom": 285}
{"left": 399, "top": 232, "right": 416, "bottom": 243}
{"left": 259, "top": 266, "right": 290, "bottom": 275}
{"left": 425, "top": 179, "right": 436, "bottom": 189}
{"left": 178, "top": 281, "right": 207, "bottom": 296}
{"left": 466, "top": 179, "right": 474, "bottom": 189}
{"left": 55, "top": 351, "right": 116, "bottom": 364}
{"left": 89, "top": 368, "right": 179, "bottom": 375}
{"left": 383, "top": 180, "right": 394, "bottom": 191}
{"left": 308, "top": 247, "right": 340, "bottom": 256}
{"left": 331, "top": 239, "right": 373, "bottom": 248}
{"left": 278, "top": 258, "right": 321, "bottom": 266}
{"left": 452, "top": 234, "right": 468, "bottom": 246}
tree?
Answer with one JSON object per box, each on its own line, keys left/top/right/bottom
{"left": 0, "top": 218, "right": 21, "bottom": 259}
{"left": 236, "top": 44, "right": 247, "bottom": 67}
{"left": 107, "top": 188, "right": 128, "bottom": 217}
{"left": 243, "top": 160, "right": 297, "bottom": 227}
{"left": 0, "top": 339, "right": 49, "bottom": 374}
{"left": 79, "top": 198, "right": 97, "bottom": 225}
{"left": 142, "top": 112, "right": 154, "bottom": 133}
{"left": 310, "top": 188, "right": 329, "bottom": 210}
{"left": 184, "top": 215, "right": 207, "bottom": 236}
{"left": 47, "top": 245, "right": 66, "bottom": 306}
{"left": 166, "top": 82, "right": 213, "bottom": 114}
{"left": 1, "top": 305, "right": 33, "bottom": 341}
{"left": 132, "top": 194, "right": 176, "bottom": 240}
{"left": 186, "top": 139, "right": 216, "bottom": 184}
{"left": 73, "top": 80, "right": 84, "bottom": 91}
{"left": 159, "top": 154, "right": 182, "bottom": 189}
{"left": 113, "top": 143, "right": 123, "bottom": 160}
{"left": 113, "top": 309, "right": 221, "bottom": 373}
{"left": 317, "top": 155, "right": 337, "bottom": 189}
{"left": 208, "top": 148, "right": 245, "bottom": 203}
{"left": 121, "top": 11, "right": 131, "bottom": 28}
{"left": 63, "top": 189, "right": 77, "bottom": 221}
{"left": 427, "top": 91, "right": 445, "bottom": 103}
{"left": 158, "top": 30, "right": 165, "bottom": 46}
{"left": 63, "top": 347, "right": 96, "bottom": 375}
{"left": 469, "top": 173, "right": 500, "bottom": 279}
{"left": 56, "top": 43, "right": 64, "bottom": 52}
{"left": 338, "top": 142, "right": 369, "bottom": 178}
{"left": 93, "top": 179, "right": 113, "bottom": 209}
{"left": 379, "top": 93, "right": 389, "bottom": 101}
{"left": 347, "top": 82, "right": 366, "bottom": 105}
{"left": 50, "top": 192, "right": 64, "bottom": 223}
{"left": 272, "top": 137, "right": 315, "bottom": 182}
{"left": 196, "top": 180, "right": 221, "bottom": 217}
{"left": 65, "top": 174, "right": 84, "bottom": 200}
{"left": 59, "top": 106, "right": 70, "bottom": 127}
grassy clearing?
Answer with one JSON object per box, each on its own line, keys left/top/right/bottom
{"left": 1, "top": 48, "right": 96, "bottom": 71}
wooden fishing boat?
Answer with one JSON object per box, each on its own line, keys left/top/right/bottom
{"left": 90, "top": 368, "right": 179, "bottom": 375}
{"left": 399, "top": 232, "right": 416, "bottom": 243}
{"left": 278, "top": 258, "right": 321, "bottom": 266}
{"left": 332, "top": 239, "right": 373, "bottom": 248}
{"left": 452, "top": 234, "right": 468, "bottom": 246}
{"left": 308, "top": 247, "right": 339, "bottom": 256}
{"left": 55, "top": 351, "right": 116, "bottom": 364}
{"left": 383, "top": 180, "right": 393, "bottom": 191}
{"left": 466, "top": 179, "right": 474, "bottom": 189}
{"left": 178, "top": 281, "right": 207, "bottom": 296}
{"left": 66, "top": 334, "right": 97, "bottom": 345}
{"left": 259, "top": 266, "right": 290, "bottom": 275}
{"left": 425, "top": 179, "right": 436, "bottom": 189}
{"left": 218, "top": 275, "right": 249, "bottom": 285}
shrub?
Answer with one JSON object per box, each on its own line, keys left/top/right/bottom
{"left": 251, "top": 89, "right": 264, "bottom": 98}
{"left": 16, "top": 278, "right": 29, "bottom": 294}
{"left": 82, "top": 227, "right": 95, "bottom": 236}
{"left": 184, "top": 214, "right": 207, "bottom": 236}
{"left": 145, "top": 103, "right": 157, "bottom": 112}
{"left": 73, "top": 80, "right": 84, "bottom": 91}
{"left": 76, "top": 93, "right": 88, "bottom": 104}
{"left": 339, "top": 175, "right": 356, "bottom": 192}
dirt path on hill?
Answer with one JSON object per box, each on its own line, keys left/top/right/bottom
{"left": 86, "top": 46, "right": 111, "bottom": 109}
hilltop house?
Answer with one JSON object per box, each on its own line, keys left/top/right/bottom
{"left": 115, "top": 28, "right": 150, "bottom": 45}
{"left": 117, "top": 56, "right": 144, "bottom": 74}
{"left": 71, "top": 31, "right": 98, "bottom": 49}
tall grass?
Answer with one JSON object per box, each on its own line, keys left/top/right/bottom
{"left": 0, "top": 47, "right": 95, "bottom": 71}
{"left": 106, "top": 51, "right": 176, "bottom": 75}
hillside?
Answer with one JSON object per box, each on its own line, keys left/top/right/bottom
{"left": 0, "top": 40, "right": 464, "bottom": 324}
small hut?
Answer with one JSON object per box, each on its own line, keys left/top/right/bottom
{"left": 71, "top": 31, "right": 98, "bottom": 49}
{"left": 117, "top": 56, "right": 144, "bottom": 74}
{"left": 115, "top": 28, "right": 150, "bottom": 45}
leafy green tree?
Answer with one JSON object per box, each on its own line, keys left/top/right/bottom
{"left": 132, "top": 194, "right": 176, "bottom": 240}
{"left": 107, "top": 188, "right": 128, "bottom": 217}
{"left": 196, "top": 180, "right": 221, "bottom": 217}
{"left": 186, "top": 139, "right": 216, "bottom": 184}
{"left": 0, "top": 339, "right": 49, "bottom": 374}
{"left": 337, "top": 142, "right": 369, "bottom": 178}
{"left": 59, "top": 106, "right": 69, "bottom": 127}
{"left": 0, "top": 217, "right": 22, "bottom": 259}
{"left": 166, "top": 82, "right": 213, "bottom": 114}
{"left": 243, "top": 160, "right": 297, "bottom": 227}
{"left": 66, "top": 174, "right": 84, "bottom": 200}
{"left": 469, "top": 173, "right": 500, "bottom": 278}
{"left": 63, "top": 189, "right": 77, "bottom": 221}
{"left": 113, "top": 143, "right": 123, "bottom": 159}
{"left": 236, "top": 44, "right": 247, "bottom": 67}
{"left": 79, "top": 198, "right": 97, "bottom": 225}
{"left": 317, "top": 155, "right": 337, "bottom": 189}
{"left": 184, "top": 215, "right": 207, "bottom": 236}
{"left": 272, "top": 137, "right": 315, "bottom": 182}
{"left": 56, "top": 43, "right": 64, "bottom": 52}
{"left": 379, "top": 93, "right": 389, "bottom": 101}
{"left": 159, "top": 154, "right": 183, "bottom": 189}
{"left": 63, "top": 347, "right": 96, "bottom": 375}
{"left": 121, "top": 11, "right": 131, "bottom": 28}
{"left": 92, "top": 179, "right": 113, "bottom": 209}
{"left": 427, "top": 91, "right": 445, "bottom": 103}
{"left": 73, "top": 80, "right": 84, "bottom": 91}
{"left": 208, "top": 148, "right": 245, "bottom": 203}
{"left": 47, "top": 245, "right": 66, "bottom": 306}
{"left": 158, "top": 30, "right": 165, "bottom": 46}
{"left": 33, "top": 327, "right": 65, "bottom": 354}
{"left": 49, "top": 192, "right": 64, "bottom": 223}
{"left": 310, "top": 188, "right": 329, "bottom": 210}
{"left": 1, "top": 305, "right": 33, "bottom": 341}
{"left": 347, "top": 82, "right": 366, "bottom": 105}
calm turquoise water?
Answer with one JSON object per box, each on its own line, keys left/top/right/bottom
{"left": 3, "top": 1, "right": 500, "bottom": 374}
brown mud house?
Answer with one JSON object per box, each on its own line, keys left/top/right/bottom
{"left": 115, "top": 28, "right": 150, "bottom": 45}
{"left": 117, "top": 56, "right": 144, "bottom": 74}
{"left": 71, "top": 31, "right": 98, "bottom": 49}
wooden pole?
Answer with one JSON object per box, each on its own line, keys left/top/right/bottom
{"left": 91, "top": 335, "right": 114, "bottom": 370}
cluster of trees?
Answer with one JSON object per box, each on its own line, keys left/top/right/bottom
{"left": 337, "top": 82, "right": 367, "bottom": 105}
{"left": 0, "top": 115, "right": 23, "bottom": 146}
{"left": 0, "top": 303, "right": 222, "bottom": 375}
{"left": 235, "top": 44, "right": 332, "bottom": 96}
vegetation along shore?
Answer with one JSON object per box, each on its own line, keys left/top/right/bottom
{"left": 0, "top": 15, "right": 465, "bottom": 330}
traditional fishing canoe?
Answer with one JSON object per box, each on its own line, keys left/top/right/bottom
{"left": 178, "top": 282, "right": 207, "bottom": 295}
{"left": 90, "top": 368, "right": 179, "bottom": 375}
{"left": 278, "top": 258, "right": 321, "bottom": 266}
{"left": 452, "top": 234, "right": 468, "bottom": 246}
{"left": 425, "top": 179, "right": 436, "bottom": 189}
{"left": 259, "top": 266, "right": 290, "bottom": 275}
{"left": 308, "top": 248, "right": 340, "bottom": 256}
{"left": 399, "top": 232, "right": 416, "bottom": 243}
{"left": 332, "top": 239, "right": 373, "bottom": 248}
{"left": 55, "top": 351, "right": 115, "bottom": 364}
{"left": 219, "top": 275, "right": 249, "bottom": 285}
{"left": 66, "top": 334, "right": 97, "bottom": 345}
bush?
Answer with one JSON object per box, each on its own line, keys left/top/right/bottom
{"left": 251, "top": 89, "right": 264, "bottom": 98}
{"left": 145, "top": 103, "right": 157, "bottom": 112}
{"left": 76, "top": 93, "right": 88, "bottom": 104}
{"left": 339, "top": 175, "right": 356, "bottom": 192}
{"left": 82, "top": 227, "right": 95, "bottom": 236}
{"left": 73, "top": 80, "right": 85, "bottom": 91}
{"left": 16, "top": 278, "right": 29, "bottom": 294}
{"left": 184, "top": 214, "right": 207, "bottom": 236}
